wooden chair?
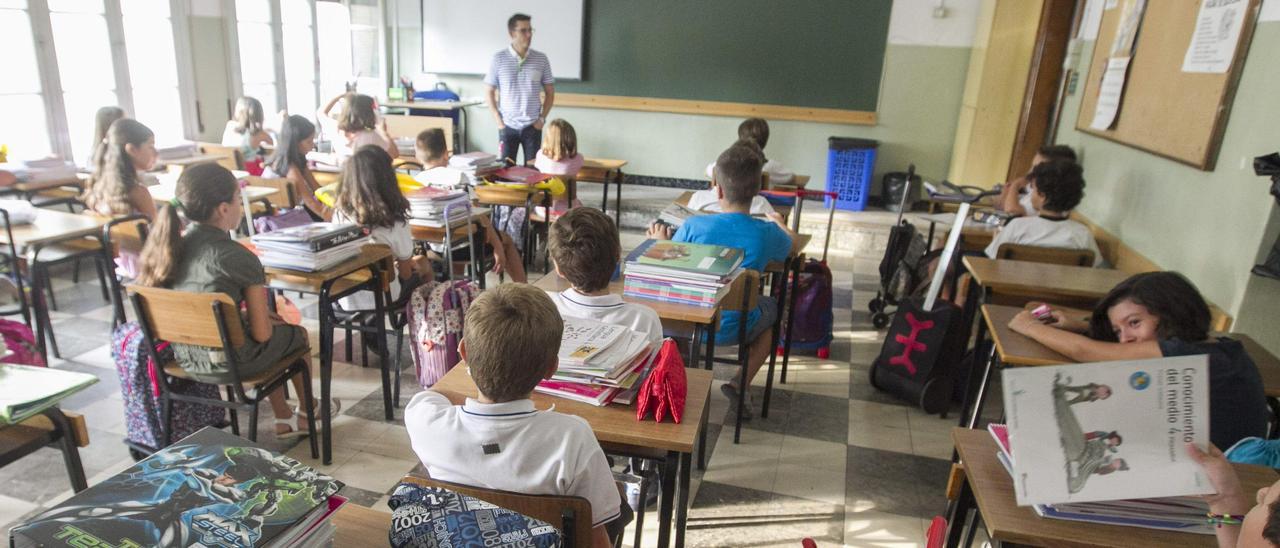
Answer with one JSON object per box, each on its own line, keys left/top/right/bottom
{"left": 196, "top": 142, "right": 244, "bottom": 171}
{"left": 393, "top": 158, "right": 423, "bottom": 174}
{"left": 399, "top": 475, "right": 593, "bottom": 547}
{"left": 243, "top": 176, "right": 296, "bottom": 212}
{"left": 474, "top": 185, "right": 551, "bottom": 273}
{"left": 128, "top": 285, "right": 319, "bottom": 456}
{"left": 709, "top": 270, "right": 761, "bottom": 444}
{"left": 102, "top": 214, "right": 150, "bottom": 327}
{"left": 995, "top": 243, "right": 1096, "bottom": 267}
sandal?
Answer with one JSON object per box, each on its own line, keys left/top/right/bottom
{"left": 274, "top": 419, "right": 311, "bottom": 440}
{"left": 293, "top": 399, "right": 342, "bottom": 419}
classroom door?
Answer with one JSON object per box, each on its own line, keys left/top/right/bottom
{"left": 1006, "top": 0, "right": 1077, "bottom": 182}
{"left": 189, "top": 13, "right": 235, "bottom": 142}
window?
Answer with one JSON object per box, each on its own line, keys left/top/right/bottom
{"left": 281, "top": 0, "right": 318, "bottom": 117}
{"left": 236, "top": 0, "right": 279, "bottom": 111}
{"left": 121, "top": 0, "right": 184, "bottom": 146}
{"left": 48, "top": 0, "right": 119, "bottom": 163}
{"left": 348, "top": 0, "right": 383, "bottom": 93}
{"left": 316, "top": 1, "right": 354, "bottom": 97}
{"left": 0, "top": 0, "right": 51, "bottom": 160}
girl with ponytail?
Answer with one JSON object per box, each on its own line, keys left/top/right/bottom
{"left": 83, "top": 118, "right": 158, "bottom": 221}
{"left": 137, "top": 163, "right": 338, "bottom": 437}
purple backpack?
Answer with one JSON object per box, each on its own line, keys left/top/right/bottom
{"left": 253, "top": 206, "right": 312, "bottom": 234}
{"left": 782, "top": 259, "right": 834, "bottom": 356}
{"left": 407, "top": 280, "right": 480, "bottom": 388}
{"left": 111, "top": 322, "right": 225, "bottom": 455}
{"left": 0, "top": 319, "right": 44, "bottom": 367}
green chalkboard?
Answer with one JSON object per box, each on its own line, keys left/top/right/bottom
{"left": 556, "top": 0, "right": 892, "bottom": 112}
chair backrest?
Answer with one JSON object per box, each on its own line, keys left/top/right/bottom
{"left": 243, "top": 176, "right": 296, "bottom": 209}
{"left": 393, "top": 158, "right": 423, "bottom": 175}
{"left": 399, "top": 475, "right": 593, "bottom": 547}
{"left": 383, "top": 114, "right": 452, "bottom": 152}
{"left": 995, "top": 243, "right": 1095, "bottom": 267}
{"left": 105, "top": 214, "right": 149, "bottom": 255}
{"left": 196, "top": 142, "right": 244, "bottom": 171}
{"left": 723, "top": 269, "right": 761, "bottom": 313}
{"left": 128, "top": 285, "right": 245, "bottom": 348}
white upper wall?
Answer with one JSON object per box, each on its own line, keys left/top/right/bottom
{"left": 189, "top": 0, "right": 221, "bottom": 17}
{"left": 887, "top": 0, "right": 983, "bottom": 47}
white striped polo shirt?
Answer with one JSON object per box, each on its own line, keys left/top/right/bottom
{"left": 484, "top": 46, "right": 554, "bottom": 129}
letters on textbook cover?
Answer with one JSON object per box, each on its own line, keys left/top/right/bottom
{"left": 11, "top": 427, "right": 342, "bottom": 548}
{"left": 1002, "top": 355, "right": 1212, "bottom": 506}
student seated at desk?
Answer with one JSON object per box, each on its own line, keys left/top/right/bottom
{"left": 264, "top": 115, "right": 331, "bottom": 221}
{"left": 984, "top": 160, "right": 1102, "bottom": 266}
{"left": 221, "top": 96, "right": 274, "bottom": 167}
{"left": 412, "top": 128, "right": 527, "bottom": 283}
{"left": 689, "top": 140, "right": 776, "bottom": 216}
{"left": 1186, "top": 442, "right": 1280, "bottom": 548}
{"left": 137, "top": 163, "right": 338, "bottom": 438}
{"left": 88, "top": 105, "right": 126, "bottom": 169}
{"left": 547, "top": 207, "right": 662, "bottom": 346}
{"left": 319, "top": 93, "right": 397, "bottom": 162}
{"left": 1009, "top": 271, "right": 1267, "bottom": 450}
{"left": 404, "top": 284, "right": 631, "bottom": 547}
{"left": 997, "top": 144, "right": 1076, "bottom": 218}
{"left": 649, "top": 143, "right": 800, "bottom": 418}
{"left": 704, "top": 118, "right": 793, "bottom": 186}
{"left": 533, "top": 118, "right": 584, "bottom": 216}
{"left": 332, "top": 145, "right": 431, "bottom": 310}
{"left": 83, "top": 119, "right": 159, "bottom": 221}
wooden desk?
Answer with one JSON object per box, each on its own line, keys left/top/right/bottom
{"left": 433, "top": 365, "right": 711, "bottom": 548}
{"left": 4, "top": 174, "right": 82, "bottom": 198}
{"left": 261, "top": 244, "right": 394, "bottom": 464}
{"left": 964, "top": 257, "right": 1129, "bottom": 303}
{"left": 919, "top": 212, "right": 1000, "bottom": 252}
{"left": 160, "top": 154, "right": 226, "bottom": 172}
{"left": 332, "top": 503, "right": 391, "bottom": 545}
{"left": 0, "top": 210, "right": 110, "bottom": 359}
{"left": 579, "top": 158, "right": 627, "bottom": 226}
{"left": 947, "top": 428, "right": 1278, "bottom": 547}
{"left": 0, "top": 408, "right": 89, "bottom": 493}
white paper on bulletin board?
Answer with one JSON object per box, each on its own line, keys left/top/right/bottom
{"left": 1181, "top": 0, "right": 1249, "bottom": 73}
{"left": 421, "top": 0, "right": 584, "bottom": 80}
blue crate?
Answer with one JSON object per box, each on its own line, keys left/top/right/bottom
{"left": 825, "top": 137, "right": 878, "bottom": 211}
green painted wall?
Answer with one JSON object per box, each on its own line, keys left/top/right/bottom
{"left": 1056, "top": 23, "right": 1280, "bottom": 348}
{"left": 426, "top": 43, "right": 970, "bottom": 192}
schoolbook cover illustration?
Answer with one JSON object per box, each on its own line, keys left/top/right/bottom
{"left": 1002, "top": 355, "right": 1211, "bottom": 506}
{"left": 624, "top": 239, "right": 744, "bottom": 276}
{"left": 11, "top": 427, "right": 342, "bottom": 548}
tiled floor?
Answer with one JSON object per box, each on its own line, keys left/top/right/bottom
{"left": 0, "top": 209, "right": 971, "bottom": 547}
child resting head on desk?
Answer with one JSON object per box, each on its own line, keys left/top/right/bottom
{"left": 984, "top": 160, "right": 1102, "bottom": 266}
{"left": 411, "top": 128, "right": 527, "bottom": 283}
{"left": 1008, "top": 271, "right": 1268, "bottom": 450}
{"left": 547, "top": 207, "right": 662, "bottom": 346}
{"left": 648, "top": 142, "right": 800, "bottom": 419}
{"left": 402, "top": 284, "right": 631, "bottom": 548}
{"left": 83, "top": 118, "right": 158, "bottom": 221}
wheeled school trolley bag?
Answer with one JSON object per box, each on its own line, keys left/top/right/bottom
{"left": 868, "top": 203, "right": 974, "bottom": 415}
{"left": 867, "top": 165, "right": 929, "bottom": 329}
{"left": 766, "top": 189, "right": 838, "bottom": 358}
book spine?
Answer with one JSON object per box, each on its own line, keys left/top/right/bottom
{"left": 309, "top": 229, "right": 365, "bottom": 251}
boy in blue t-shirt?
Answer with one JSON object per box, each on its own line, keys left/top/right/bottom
{"left": 647, "top": 143, "right": 799, "bottom": 418}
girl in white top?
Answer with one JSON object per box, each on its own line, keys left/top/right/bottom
{"left": 332, "top": 144, "right": 432, "bottom": 310}
{"left": 221, "top": 96, "right": 274, "bottom": 163}
{"left": 692, "top": 138, "right": 776, "bottom": 216}
{"left": 320, "top": 93, "right": 398, "bottom": 162}
{"left": 985, "top": 160, "right": 1102, "bottom": 266}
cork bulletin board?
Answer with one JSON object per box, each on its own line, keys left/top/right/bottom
{"left": 1075, "top": 0, "right": 1260, "bottom": 170}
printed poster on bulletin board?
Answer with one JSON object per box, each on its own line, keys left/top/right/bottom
{"left": 1182, "top": 0, "right": 1249, "bottom": 73}
{"left": 1090, "top": 0, "right": 1148, "bottom": 130}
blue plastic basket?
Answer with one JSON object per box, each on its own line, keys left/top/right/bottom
{"left": 825, "top": 137, "right": 878, "bottom": 211}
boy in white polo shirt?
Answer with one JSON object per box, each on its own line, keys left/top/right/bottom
{"left": 547, "top": 208, "right": 663, "bottom": 346}
{"left": 984, "top": 160, "right": 1102, "bottom": 266}
{"left": 404, "top": 284, "right": 627, "bottom": 547}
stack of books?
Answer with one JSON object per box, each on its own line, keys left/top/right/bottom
{"left": 155, "top": 142, "right": 198, "bottom": 161}
{"left": 0, "top": 159, "right": 77, "bottom": 184}
{"left": 0, "top": 364, "right": 97, "bottom": 425}
{"left": 535, "top": 317, "right": 657, "bottom": 406}
{"left": 11, "top": 427, "right": 346, "bottom": 547}
{"left": 997, "top": 357, "right": 1215, "bottom": 533}
{"left": 251, "top": 223, "right": 366, "bottom": 272}
{"left": 623, "top": 239, "right": 744, "bottom": 308}
{"left": 448, "top": 151, "right": 503, "bottom": 183}
{"left": 405, "top": 186, "right": 471, "bottom": 228}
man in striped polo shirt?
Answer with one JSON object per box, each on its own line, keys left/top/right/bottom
{"left": 485, "top": 13, "right": 556, "bottom": 165}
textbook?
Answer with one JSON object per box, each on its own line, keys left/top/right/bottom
{"left": 557, "top": 317, "right": 629, "bottom": 368}
{"left": 624, "top": 239, "right": 744, "bottom": 281}
{"left": 1002, "top": 355, "right": 1212, "bottom": 506}
{"left": 251, "top": 223, "right": 364, "bottom": 252}
{"left": 989, "top": 423, "right": 1213, "bottom": 534}
{"left": 11, "top": 427, "right": 344, "bottom": 547}
{"left": 0, "top": 364, "right": 97, "bottom": 425}
{"left": 405, "top": 186, "right": 471, "bottom": 228}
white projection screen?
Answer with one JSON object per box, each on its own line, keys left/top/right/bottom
{"left": 421, "top": 0, "right": 584, "bottom": 80}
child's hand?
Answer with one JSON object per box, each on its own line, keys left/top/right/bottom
{"left": 1186, "top": 443, "right": 1251, "bottom": 515}
{"left": 1008, "top": 310, "right": 1044, "bottom": 335}
{"left": 646, "top": 222, "right": 673, "bottom": 240}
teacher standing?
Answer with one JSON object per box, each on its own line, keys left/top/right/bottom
{"left": 485, "top": 13, "right": 555, "bottom": 165}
